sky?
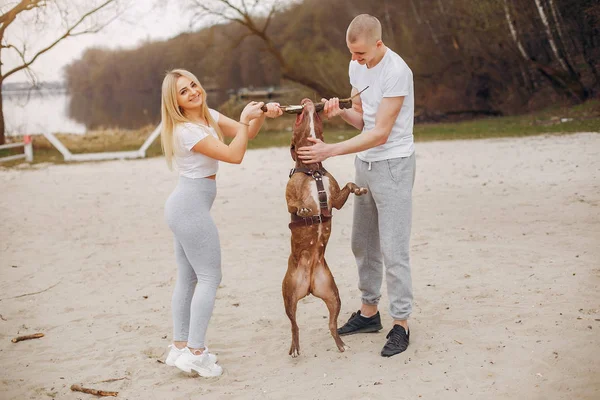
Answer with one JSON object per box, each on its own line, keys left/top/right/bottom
{"left": 3, "top": 0, "right": 192, "bottom": 83}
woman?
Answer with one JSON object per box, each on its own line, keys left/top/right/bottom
{"left": 160, "top": 69, "right": 282, "bottom": 377}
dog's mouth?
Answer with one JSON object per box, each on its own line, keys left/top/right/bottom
{"left": 301, "top": 98, "right": 315, "bottom": 111}
{"left": 295, "top": 99, "right": 316, "bottom": 126}
{"left": 291, "top": 98, "right": 323, "bottom": 161}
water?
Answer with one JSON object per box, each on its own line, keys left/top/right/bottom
{"left": 4, "top": 87, "right": 232, "bottom": 136}
{"left": 4, "top": 90, "right": 87, "bottom": 136}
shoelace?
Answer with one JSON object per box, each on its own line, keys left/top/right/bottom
{"left": 386, "top": 329, "right": 406, "bottom": 347}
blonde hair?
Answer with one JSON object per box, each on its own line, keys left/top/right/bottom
{"left": 346, "top": 14, "right": 382, "bottom": 44}
{"left": 160, "top": 69, "right": 224, "bottom": 170}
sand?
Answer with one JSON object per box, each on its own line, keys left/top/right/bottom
{"left": 1, "top": 132, "right": 599, "bottom": 400}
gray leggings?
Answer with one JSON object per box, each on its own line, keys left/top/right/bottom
{"left": 351, "top": 153, "right": 416, "bottom": 320}
{"left": 164, "top": 176, "right": 222, "bottom": 349}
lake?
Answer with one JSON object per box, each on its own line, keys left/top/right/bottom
{"left": 4, "top": 86, "right": 255, "bottom": 136}
{"left": 4, "top": 90, "right": 87, "bottom": 136}
{"left": 3, "top": 87, "right": 165, "bottom": 136}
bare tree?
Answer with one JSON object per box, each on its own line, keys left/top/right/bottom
{"left": 534, "top": 0, "right": 568, "bottom": 72}
{"left": 188, "top": 0, "right": 343, "bottom": 99}
{"left": 0, "top": 0, "right": 122, "bottom": 144}
{"left": 503, "top": 0, "right": 529, "bottom": 61}
{"left": 504, "top": 0, "right": 589, "bottom": 102}
{"left": 503, "top": 0, "right": 535, "bottom": 90}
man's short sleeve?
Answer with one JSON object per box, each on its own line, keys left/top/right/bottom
{"left": 382, "top": 64, "right": 411, "bottom": 98}
{"left": 349, "top": 61, "right": 357, "bottom": 89}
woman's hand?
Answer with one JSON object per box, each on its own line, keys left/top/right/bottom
{"left": 264, "top": 102, "right": 283, "bottom": 118}
{"left": 240, "top": 101, "right": 265, "bottom": 124}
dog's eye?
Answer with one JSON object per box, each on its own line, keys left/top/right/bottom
{"left": 295, "top": 113, "right": 304, "bottom": 126}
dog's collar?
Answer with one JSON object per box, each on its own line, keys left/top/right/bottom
{"left": 289, "top": 166, "right": 328, "bottom": 179}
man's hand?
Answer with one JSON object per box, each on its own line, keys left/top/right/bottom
{"left": 320, "top": 98, "right": 345, "bottom": 119}
{"left": 297, "top": 137, "right": 335, "bottom": 163}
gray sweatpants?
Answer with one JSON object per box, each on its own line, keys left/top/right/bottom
{"left": 351, "top": 153, "right": 416, "bottom": 320}
{"left": 164, "top": 176, "right": 222, "bottom": 349}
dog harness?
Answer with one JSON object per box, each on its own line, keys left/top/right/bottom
{"left": 288, "top": 167, "right": 331, "bottom": 229}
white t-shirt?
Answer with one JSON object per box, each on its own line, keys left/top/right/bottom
{"left": 173, "top": 108, "right": 220, "bottom": 179}
{"left": 349, "top": 48, "right": 414, "bottom": 161}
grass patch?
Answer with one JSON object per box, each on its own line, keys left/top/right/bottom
{"left": 1, "top": 100, "right": 598, "bottom": 167}
{"left": 414, "top": 99, "right": 599, "bottom": 141}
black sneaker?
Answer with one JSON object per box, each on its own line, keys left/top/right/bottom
{"left": 337, "top": 310, "right": 383, "bottom": 336}
{"left": 381, "top": 325, "right": 409, "bottom": 357}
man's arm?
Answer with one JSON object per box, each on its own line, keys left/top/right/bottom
{"left": 336, "top": 87, "right": 365, "bottom": 130}
{"left": 297, "top": 96, "right": 404, "bottom": 163}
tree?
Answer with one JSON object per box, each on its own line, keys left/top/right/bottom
{"left": 0, "top": 0, "right": 121, "bottom": 144}
{"left": 188, "top": 0, "right": 346, "bottom": 98}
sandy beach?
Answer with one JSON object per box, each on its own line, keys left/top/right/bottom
{"left": 1, "top": 132, "right": 599, "bottom": 400}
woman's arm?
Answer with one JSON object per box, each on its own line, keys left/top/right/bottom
{"left": 218, "top": 103, "right": 282, "bottom": 139}
{"left": 218, "top": 113, "right": 264, "bottom": 139}
{"left": 191, "top": 101, "right": 264, "bottom": 164}
{"left": 191, "top": 127, "right": 249, "bottom": 164}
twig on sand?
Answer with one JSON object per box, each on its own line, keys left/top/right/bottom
{"left": 93, "top": 377, "right": 129, "bottom": 384}
{"left": 0, "top": 282, "right": 60, "bottom": 301}
{"left": 11, "top": 333, "right": 44, "bottom": 343}
{"left": 70, "top": 384, "right": 118, "bottom": 397}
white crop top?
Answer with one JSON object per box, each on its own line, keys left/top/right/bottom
{"left": 173, "top": 109, "right": 220, "bottom": 179}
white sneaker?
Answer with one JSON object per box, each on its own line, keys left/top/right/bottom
{"left": 165, "top": 345, "right": 217, "bottom": 366}
{"left": 174, "top": 347, "right": 223, "bottom": 377}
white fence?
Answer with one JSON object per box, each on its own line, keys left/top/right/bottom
{"left": 0, "top": 135, "right": 33, "bottom": 163}
{"left": 43, "top": 124, "right": 161, "bottom": 162}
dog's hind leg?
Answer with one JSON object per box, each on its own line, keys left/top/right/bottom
{"left": 312, "top": 262, "right": 346, "bottom": 352}
{"left": 283, "top": 290, "right": 301, "bottom": 357}
{"left": 282, "top": 254, "right": 311, "bottom": 357}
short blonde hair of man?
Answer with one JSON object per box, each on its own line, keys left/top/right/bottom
{"left": 160, "top": 69, "right": 224, "bottom": 170}
{"left": 346, "top": 14, "right": 382, "bottom": 44}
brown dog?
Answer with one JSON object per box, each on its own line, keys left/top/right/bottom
{"left": 283, "top": 99, "right": 367, "bottom": 357}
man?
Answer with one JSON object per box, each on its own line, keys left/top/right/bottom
{"left": 297, "top": 14, "right": 416, "bottom": 357}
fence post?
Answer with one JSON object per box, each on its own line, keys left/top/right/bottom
{"left": 24, "top": 135, "right": 33, "bottom": 162}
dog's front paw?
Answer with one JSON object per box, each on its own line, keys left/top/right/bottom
{"left": 354, "top": 187, "right": 368, "bottom": 195}
{"left": 297, "top": 207, "right": 312, "bottom": 217}
{"left": 347, "top": 183, "right": 368, "bottom": 196}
